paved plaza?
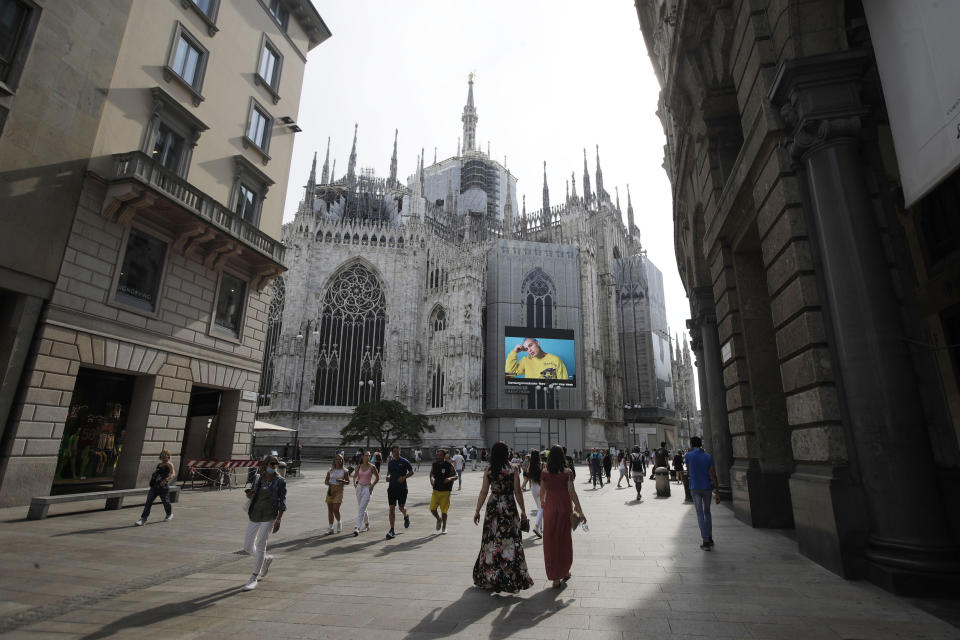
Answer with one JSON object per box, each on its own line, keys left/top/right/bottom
{"left": 0, "top": 463, "right": 957, "bottom": 639}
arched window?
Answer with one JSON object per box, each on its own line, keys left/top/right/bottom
{"left": 522, "top": 268, "right": 556, "bottom": 329}
{"left": 313, "top": 263, "right": 386, "bottom": 406}
{"left": 431, "top": 363, "right": 445, "bottom": 408}
{"left": 430, "top": 306, "right": 447, "bottom": 332}
{"left": 257, "top": 277, "right": 284, "bottom": 407}
{"left": 521, "top": 268, "right": 557, "bottom": 409}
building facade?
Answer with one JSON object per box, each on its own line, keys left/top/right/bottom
{"left": 635, "top": 0, "right": 960, "bottom": 592}
{"left": 0, "top": 0, "right": 330, "bottom": 506}
{"left": 257, "top": 79, "right": 680, "bottom": 456}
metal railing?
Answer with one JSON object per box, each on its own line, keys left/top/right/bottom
{"left": 111, "top": 152, "right": 285, "bottom": 264}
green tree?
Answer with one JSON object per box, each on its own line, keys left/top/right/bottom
{"left": 340, "top": 400, "right": 435, "bottom": 454}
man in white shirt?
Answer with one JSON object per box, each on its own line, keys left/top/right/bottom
{"left": 450, "top": 451, "right": 465, "bottom": 490}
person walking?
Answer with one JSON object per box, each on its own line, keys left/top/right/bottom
{"left": 451, "top": 448, "right": 465, "bottom": 491}
{"left": 414, "top": 446, "right": 423, "bottom": 471}
{"left": 385, "top": 445, "right": 414, "bottom": 539}
{"left": 324, "top": 454, "right": 350, "bottom": 533}
{"left": 527, "top": 450, "right": 544, "bottom": 538}
{"left": 672, "top": 450, "right": 685, "bottom": 484}
{"left": 135, "top": 449, "right": 175, "bottom": 526}
{"left": 242, "top": 455, "right": 286, "bottom": 591}
{"left": 602, "top": 449, "right": 613, "bottom": 482}
{"left": 472, "top": 441, "right": 534, "bottom": 593}
{"left": 352, "top": 450, "right": 379, "bottom": 536}
{"left": 589, "top": 449, "right": 604, "bottom": 488}
{"left": 684, "top": 436, "right": 719, "bottom": 550}
{"left": 429, "top": 448, "right": 456, "bottom": 533}
{"left": 471, "top": 445, "right": 479, "bottom": 470}
{"left": 616, "top": 451, "right": 631, "bottom": 488}
{"left": 540, "top": 445, "right": 585, "bottom": 588}
{"left": 629, "top": 446, "right": 645, "bottom": 501}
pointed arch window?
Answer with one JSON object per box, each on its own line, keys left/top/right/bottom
{"left": 430, "top": 306, "right": 447, "bottom": 332}
{"left": 522, "top": 267, "right": 555, "bottom": 329}
{"left": 521, "top": 268, "right": 557, "bottom": 409}
{"left": 430, "top": 363, "right": 445, "bottom": 409}
{"left": 257, "top": 277, "right": 285, "bottom": 406}
{"left": 313, "top": 263, "right": 386, "bottom": 406}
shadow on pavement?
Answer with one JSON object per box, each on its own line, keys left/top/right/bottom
{"left": 77, "top": 586, "right": 240, "bottom": 639}
{"left": 403, "top": 585, "right": 572, "bottom": 639}
{"left": 51, "top": 523, "right": 148, "bottom": 536}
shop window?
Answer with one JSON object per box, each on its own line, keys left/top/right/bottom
{"left": 54, "top": 368, "right": 135, "bottom": 492}
{"left": 213, "top": 271, "right": 247, "bottom": 338}
{"left": 112, "top": 227, "right": 169, "bottom": 314}
{"left": 0, "top": 0, "right": 40, "bottom": 96}
{"left": 255, "top": 34, "right": 282, "bottom": 104}
{"left": 163, "top": 22, "right": 208, "bottom": 105}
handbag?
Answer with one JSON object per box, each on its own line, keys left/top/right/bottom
{"left": 520, "top": 516, "right": 530, "bottom": 532}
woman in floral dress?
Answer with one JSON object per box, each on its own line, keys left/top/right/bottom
{"left": 472, "top": 441, "right": 534, "bottom": 593}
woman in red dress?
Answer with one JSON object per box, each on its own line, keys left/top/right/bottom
{"left": 539, "top": 444, "right": 586, "bottom": 588}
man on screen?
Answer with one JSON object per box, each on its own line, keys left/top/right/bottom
{"left": 505, "top": 338, "right": 570, "bottom": 380}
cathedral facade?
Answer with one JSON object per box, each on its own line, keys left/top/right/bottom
{"left": 256, "top": 78, "right": 688, "bottom": 454}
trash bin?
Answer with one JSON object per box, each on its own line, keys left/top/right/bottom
{"left": 654, "top": 466, "right": 671, "bottom": 497}
{"left": 682, "top": 470, "right": 692, "bottom": 502}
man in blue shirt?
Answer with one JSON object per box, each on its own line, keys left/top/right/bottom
{"left": 684, "top": 436, "right": 719, "bottom": 550}
{"left": 385, "top": 445, "right": 414, "bottom": 540}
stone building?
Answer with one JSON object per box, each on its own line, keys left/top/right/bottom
{"left": 635, "top": 0, "right": 960, "bottom": 592}
{"left": 671, "top": 335, "right": 698, "bottom": 442}
{"left": 257, "top": 78, "right": 680, "bottom": 455}
{"left": 0, "top": 0, "right": 330, "bottom": 506}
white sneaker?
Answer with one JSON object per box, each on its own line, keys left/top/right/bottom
{"left": 134, "top": 519, "right": 145, "bottom": 526}
{"left": 242, "top": 576, "right": 258, "bottom": 591}
{"left": 441, "top": 526, "right": 447, "bottom": 534}
{"left": 335, "top": 521, "right": 342, "bottom": 533}
{"left": 436, "top": 519, "right": 442, "bottom": 531}
{"left": 327, "top": 524, "right": 335, "bottom": 534}
{"left": 361, "top": 523, "right": 370, "bottom": 532}
{"left": 259, "top": 555, "right": 273, "bottom": 579}
{"left": 353, "top": 527, "right": 359, "bottom": 537}
{"left": 164, "top": 514, "right": 173, "bottom": 522}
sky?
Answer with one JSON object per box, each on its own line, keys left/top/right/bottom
{"left": 282, "top": 1, "right": 698, "bottom": 408}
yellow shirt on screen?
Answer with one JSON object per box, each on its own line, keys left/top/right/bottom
{"left": 505, "top": 351, "right": 569, "bottom": 380}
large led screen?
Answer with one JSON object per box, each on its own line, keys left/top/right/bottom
{"left": 504, "top": 326, "right": 576, "bottom": 387}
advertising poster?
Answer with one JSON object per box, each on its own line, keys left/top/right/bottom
{"left": 503, "top": 326, "right": 576, "bottom": 387}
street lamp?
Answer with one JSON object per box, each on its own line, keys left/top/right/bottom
{"left": 293, "top": 320, "right": 318, "bottom": 460}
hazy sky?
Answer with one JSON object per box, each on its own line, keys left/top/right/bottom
{"left": 283, "top": 1, "right": 697, "bottom": 406}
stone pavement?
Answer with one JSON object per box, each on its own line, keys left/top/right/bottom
{"left": 0, "top": 463, "right": 957, "bottom": 639}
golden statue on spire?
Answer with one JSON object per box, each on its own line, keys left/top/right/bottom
{"left": 468, "top": 71, "right": 474, "bottom": 82}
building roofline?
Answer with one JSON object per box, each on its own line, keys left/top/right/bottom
{"left": 289, "top": 0, "right": 332, "bottom": 50}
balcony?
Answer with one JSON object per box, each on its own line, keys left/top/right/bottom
{"left": 101, "top": 151, "right": 285, "bottom": 288}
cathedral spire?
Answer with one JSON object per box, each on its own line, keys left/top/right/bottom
{"left": 503, "top": 169, "right": 514, "bottom": 239}
{"left": 571, "top": 171, "right": 578, "bottom": 200}
{"left": 306, "top": 151, "right": 317, "bottom": 192}
{"left": 389, "top": 129, "right": 398, "bottom": 184}
{"left": 627, "top": 184, "right": 635, "bottom": 233}
{"left": 320, "top": 137, "right": 330, "bottom": 184}
{"left": 331, "top": 158, "right": 336, "bottom": 182}
{"left": 583, "top": 148, "right": 592, "bottom": 205}
{"left": 542, "top": 161, "right": 550, "bottom": 211}
{"left": 346, "top": 123, "right": 358, "bottom": 184}
{"left": 595, "top": 144, "right": 605, "bottom": 203}
{"left": 446, "top": 177, "right": 454, "bottom": 214}
{"left": 461, "top": 73, "right": 478, "bottom": 153}
{"left": 419, "top": 147, "right": 424, "bottom": 191}
{"left": 566, "top": 180, "right": 569, "bottom": 201}
{"left": 615, "top": 185, "right": 620, "bottom": 213}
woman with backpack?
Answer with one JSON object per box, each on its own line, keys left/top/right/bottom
{"left": 135, "top": 449, "right": 175, "bottom": 526}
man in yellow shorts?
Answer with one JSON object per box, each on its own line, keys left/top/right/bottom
{"left": 429, "top": 448, "right": 456, "bottom": 534}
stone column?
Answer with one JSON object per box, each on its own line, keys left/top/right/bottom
{"left": 772, "top": 50, "right": 959, "bottom": 590}
{"left": 691, "top": 287, "right": 733, "bottom": 500}
{"left": 686, "top": 317, "right": 712, "bottom": 451}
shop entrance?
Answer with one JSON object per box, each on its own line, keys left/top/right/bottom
{"left": 53, "top": 368, "right": 135, "bottom": 494}
{"left": 179, "top": 385, "right": 240, "bottom": 480}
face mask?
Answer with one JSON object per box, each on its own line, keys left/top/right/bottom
{"left": 265, "top": 467, "right": 277, "bottom": 475}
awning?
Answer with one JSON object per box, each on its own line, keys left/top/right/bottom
{"left": 254, "top": 421, "right": 297, "bottom": 432}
